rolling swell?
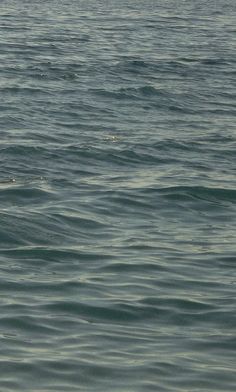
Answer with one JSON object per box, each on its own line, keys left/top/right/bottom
{"left": 0, "top": 0, "right": 236, "bottom": 391}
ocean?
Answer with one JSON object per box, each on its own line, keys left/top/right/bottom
{"left": 0, "top": 0, "right": 236, "bottom": 391}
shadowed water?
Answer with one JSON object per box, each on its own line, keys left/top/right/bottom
{"left": 0, "top": 0, "right": 236, "bottom": 391}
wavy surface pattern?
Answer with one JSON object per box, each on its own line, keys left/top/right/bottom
{"left": 0, "top": 0, "right": 236, "bottom": 391}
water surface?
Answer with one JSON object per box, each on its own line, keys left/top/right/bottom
{"left": 0, "top": 0, "right": 236, "bottom": 391}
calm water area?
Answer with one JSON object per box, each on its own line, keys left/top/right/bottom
{"left": 0, "top": 0, "right": 236, "bottom": 391}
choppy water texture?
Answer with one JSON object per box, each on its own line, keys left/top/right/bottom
{"left": 0, "top": 0, "right": 236, "bottom": 391}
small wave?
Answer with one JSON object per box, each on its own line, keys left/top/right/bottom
{"left": 139, "top": 185, "right": 236, "bottom": 204}
{"left": 0, "top": 186, "right": 56, "bottom": 204}
{"left": 89, "top": 85, "right": 166, "bottom": 101}
{"left": 42, "top": 300, "right": 168, "bottom": 323}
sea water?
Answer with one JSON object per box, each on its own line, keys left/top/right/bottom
{"left": 0, "top": 0, "right": 236, "bottom": 391}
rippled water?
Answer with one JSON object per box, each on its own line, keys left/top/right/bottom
{"left": 0, "top": 0, "right": 236, "bottom": 390}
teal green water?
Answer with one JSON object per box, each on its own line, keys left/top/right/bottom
{"left": 0, "top": 0, "right": 236, "bottom": 391}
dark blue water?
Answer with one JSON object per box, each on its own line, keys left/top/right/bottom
{"left": 0, "top": 0, "right": 236, "bottom": 390}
